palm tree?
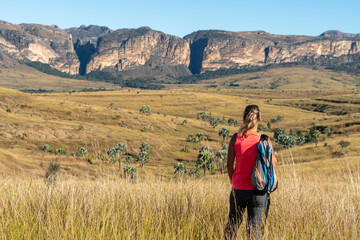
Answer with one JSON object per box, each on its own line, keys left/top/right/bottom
{"left": 115, "top": 142, "right": 127, "bottom": 172}
{"left": 196, "top": 146, "right": 214, "bottom": 176}
{"left": 137, "top": 151, "right": 150, "bottom": 168}
{"left": 140, "top": 143, "right": 152, "bottom": 153}
{"left": 218, "top": 128, "right": 230, "bottom": 142}
{"left": 174, "top": 163, "right": 187, "bottom": 177}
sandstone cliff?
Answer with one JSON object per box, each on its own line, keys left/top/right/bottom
{"left": 1, "top": 19, "right": 360, "bottom": 78}
{"left": 0, "top": 21, "right": 79, "bottom": 74}
{"left": 85, "top": 27, "right": 190, "bottom": 74}
{"left": 185, "top": 30, "right": 360, "bottom": 73}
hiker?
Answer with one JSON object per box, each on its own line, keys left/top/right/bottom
{"left": 224, "top": 105, "right": 277, "bottom": 240}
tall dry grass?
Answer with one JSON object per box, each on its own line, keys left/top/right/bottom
{"left": 0, "top": 155, "right": 359, "bottom": 239}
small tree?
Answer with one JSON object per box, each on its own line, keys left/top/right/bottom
{"left": 124, "top": 165, "right": 137, "bottom": 179}
{"left": 139, "top": 105, "right": 151, "bottom": 115}
{"left": 42, "top": 144, "right": 52, "bottom": 152}
{"left": 216, "top": 147, "right": 227, "bottom": 174}
{"left": 276, "top": 115, "right": 284, "bottom": 122}
{"left": 189, "top": 167, "right": 200, "bottom": 178}
{"left": 267, "top": 122, "right": 272, "bottom": 130}
{"left": 174, "top": 163, "right": 187, "bottom": 177}
{"left": 296, "top": 135, "right": 306, "bottom": 145}
{"left": 137, "top": 151, "right": 150, "bottom": 168}
{"left": 274, "top": 129, "right": 286, "bottom": 142}
{"left": 310, "top": 128, "right": 321, "bottom": 147}
{"left": 218, "top": 128, "right": 230, "bottom": 142}
{"left": 196, "top": 146, "right": 214, "bottom": 176}
{"left": 196, "top": 132, "right": 208, "bottom": 141}
{"left": 277, "top": 134, "right": 296, "bottom": 148}
{"left": 338, "top": 140, "right": 350, "bottom": 152}
{"left": 228, "top": 118, "right": 238, "bottom": 126}
{"left": 210, "top": 117, "right": 220, "bottom": 130}
{"left": 107, "top": 147, "right": 118, "bottom": 163}
{"left": 116, "top": 142, "right": 127, "bottom": 172}
{"left": 182, "top": 119, "right": 188, "bottom": 126}
{"left": 140, "top": 143, "right": 152, "bottom": 153}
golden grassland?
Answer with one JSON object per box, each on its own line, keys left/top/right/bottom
{"left": 0, "top": 82, "right": 359, "bottom": 238}
{"left": 0, "top": 65, "right": 121, "bottom": 91}
{"left": 0, "top": 86, "right": 360, "bottom": 176}
{"left": 0, "top": 154, "right": 358, "bottom": 239}
{"left": 196, "top": 66, "right": 360, "bottom": 90}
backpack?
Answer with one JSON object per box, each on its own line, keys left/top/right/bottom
{"left": 251, "top": 134, "right": 278, "bottom": 193}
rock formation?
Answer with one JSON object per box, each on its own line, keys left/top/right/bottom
{"left": 0, "top": 21, "right": 79, "bottom": 74}
{"left": 85, "top": 27, "right": 190, "bottom": 74}
{"left": 1, "top": 19, "right": 360, "bottom": 78}
{"left": 185, "top": 30, "right": 360, "bottom": 73}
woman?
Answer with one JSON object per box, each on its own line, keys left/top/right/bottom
{"left": 224, "top": 105, "right": 277, "bottom": 240}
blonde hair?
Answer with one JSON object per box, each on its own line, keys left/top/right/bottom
{"left": 238, "top": 105, "right": 261, "bottom": 137}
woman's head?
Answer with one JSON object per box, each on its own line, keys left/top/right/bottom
{"left": 238, "top": 105, "right": 261, "bottom": 136}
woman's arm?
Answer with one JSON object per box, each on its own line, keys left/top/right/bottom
{"left": 227, "top": 133, "right": 237, "bottom": 183}
{"left": 268, "top": 139, "right": 277, "bottom": 167}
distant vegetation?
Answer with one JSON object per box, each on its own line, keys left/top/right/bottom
{"left": 177, "top": 62, "right": 302, "bottom": 84}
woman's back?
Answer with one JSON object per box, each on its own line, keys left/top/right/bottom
{"left": 232, "top": 132, "right": 261, "bottom": 190}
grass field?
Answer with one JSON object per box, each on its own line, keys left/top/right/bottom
{"left": 0, "top": 153, "right": 358, "bottom": 239}
{"left": 0, "top": 66, "right": 360, "bottom": 238}
{"left": 194, "top": 66, "right": 360, "bottom": 90}
{"left": 0, "top": 65, "right": 121, "bottom": 92}
{"left": 0, "top": 86, "right": 360, "bottom": 176}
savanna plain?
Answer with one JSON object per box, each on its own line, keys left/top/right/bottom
{"left": 0, "top": 68, "right": 359, "bottom": 239}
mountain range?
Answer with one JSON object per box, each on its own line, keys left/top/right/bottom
{"left": 0, "top": 20, "right": 360, "bottom": 81}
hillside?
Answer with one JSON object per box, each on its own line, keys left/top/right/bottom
{"left": 0, "top": 63, "right": 122, "bottom": 92}
{"left": 189, "top": 66, "right": 360, "bottom": 89}
{"left": 0, "top": 87, "right": 359, "bottom": 177}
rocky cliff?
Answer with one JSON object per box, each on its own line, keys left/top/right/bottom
{"left": 85, "top": 27, "right": 190, "bottom": 75}
{"left": 184, "top": 30, "right": 360, "bottom": 73}
{"left": 0, "top": 21, "right": 79, "bottom": 74}
{"left": 1, "top": 19, "right": 360, "bottom": 78}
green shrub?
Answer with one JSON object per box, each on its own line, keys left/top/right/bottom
{"left": 42, "top": 144, "right": 52, "bottom": 152}
{"left": 123, "top": 165, "right": 137, "bottom": 179}
{"left": 174, "top": 163, "right": 187, "bottom": 176}
{"left": 78, "top": 147, "right": 88, "bottom": 156}
{"left": 189, "top": 167, "right": 200, "bottom": 178}
{"left": 181, "top": 146, "right": 190, "bottom": 153}
{"left": 100, "top": 154, "right": 109, "bottom": 163}
{"left": 139, "top": 106, "right": 151, "bottom": 115}
{"left": 55, "top": 148, "right": 67, "bottom": 155}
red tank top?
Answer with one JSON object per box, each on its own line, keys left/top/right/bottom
{"left": 232, "top": 132, "right": 261, "bottom": 190}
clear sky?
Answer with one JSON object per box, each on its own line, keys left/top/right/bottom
{"left": 2, "top": 0, "right": 359, "bottom": 37}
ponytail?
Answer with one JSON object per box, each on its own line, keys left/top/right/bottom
{"left": 238, "top": 105, "right": 261, "bottom": 137}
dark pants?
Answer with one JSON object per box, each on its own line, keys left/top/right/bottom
{"left": 224, "top": 188, "right": 268, "bottom": 240}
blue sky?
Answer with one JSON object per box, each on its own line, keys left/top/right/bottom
{"left": 2, "top": 0, "right": 359, "bottom": 37}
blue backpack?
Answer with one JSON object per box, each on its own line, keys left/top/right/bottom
{"left": 251, "top": 134, "right": 278, "bottom": 193}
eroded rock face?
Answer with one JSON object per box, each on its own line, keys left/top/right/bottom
{"left": 1, "top": 19, "right": 360, "bottom": 77}
{"left": 0, "top": 21, "right": 79, "bottom": 74}
{"left": 185, "top": 30, "right": 360, "bottom": 73}
{"left": 86, "top": 27, "right": 190, "bottom": 74}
